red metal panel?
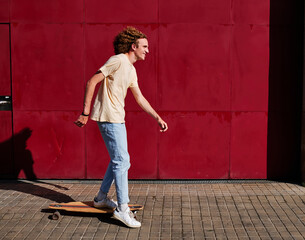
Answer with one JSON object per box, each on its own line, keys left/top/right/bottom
{"left": 6, "top": 1, "right": 271, "bottom": 180}
{"left": 159, "top": 112, "right": 230, "bottom": 179}
{"left": 86, "top": 0, "right": 158, "bottom": 23}
{"left": 158, "top": 24, "right": 231, "bottom": 111}
{"left": 0, "top": 24, "right": 12, "bottom": 177}
{"left": 11, "top": 0, "right": 83, "bottom": 23}
{"left": 85, "top": 120, "right": 109, "bottom": 179}
{"left": 86, "top": 112, "right": 158, "bottom": 179}
{"left": 0, "top": 0, "right": 9, "bottom": 22}
{"left": 13, "top": 111, "right": 85, "bottom": 179}
{"left": 230, "top": 112, "right": 268, "bottom": 179}
{"left": 0, "top": 112, "right": 13, "bottom": 177}
{"left": 231, "top": 25, "right": 269, "bottom": 111}
{"left": 233, "top": 0, "right": 270, "bottom": 24}
{"left": 11, "top": 23, "right": 84, "bottom": 111}
{"left": 85, "top": 24, "right": 158, "bottom": 112}
{"left": 125, "top": 112, "right": 158, "bottom": 179}
{"left": 0, "top": 24, "right": 10, "bottom": 95}
{"left": 159, "top": 0, "right": 231, "bottom": 24}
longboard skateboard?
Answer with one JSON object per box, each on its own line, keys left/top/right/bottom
{"left": 48, "top": 201, "right": 143, "bottom": 220}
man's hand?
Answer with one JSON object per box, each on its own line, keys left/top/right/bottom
{"left": 158, "top": 118, "right": 168, "bottom": 132}
{"left": 74, "top": 115, "right": 89, "bottom": 128}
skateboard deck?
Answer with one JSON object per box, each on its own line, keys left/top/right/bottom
{"left": 48, "top": 201, "right": 143, "bottom": 220}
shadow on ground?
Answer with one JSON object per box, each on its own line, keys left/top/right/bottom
{"left": 0, "top": 180, "right": 74, "bottom": 203}
{"left": 40, "top": 210, "right": 128, "bottom": 228}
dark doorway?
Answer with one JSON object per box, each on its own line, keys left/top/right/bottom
{"left": 268, "top": 0, "right": 304, "bottom": 182}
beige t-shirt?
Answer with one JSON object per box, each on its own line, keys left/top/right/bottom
{"left": 90, "top": 54, "right": 138, "bottom": 123}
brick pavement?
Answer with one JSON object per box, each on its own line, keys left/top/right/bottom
{"left": 0, "top": 180, "right": 305, "bottom": 239}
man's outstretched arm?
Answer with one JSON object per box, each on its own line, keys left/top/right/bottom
{"left": 130, "top": 86, "right": 168, "bottom": 132}
{"left": 74, "top": 71, "right": 105, "bottom": 127}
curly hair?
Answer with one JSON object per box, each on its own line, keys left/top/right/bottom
{"left": 113, "top": 26, "right": 147, "bottom": 55}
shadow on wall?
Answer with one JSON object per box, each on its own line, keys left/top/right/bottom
{"left": 268, "top": 0, "right": 304, "bottom": 182}
{"left": 0, "top": 127, "right": 36, "bottom": 179}
{"left": 0, "top": 127, "right": 74, "bottom": 202}
{"left": 14, "top": 127, "right": 36, "bottom": 179}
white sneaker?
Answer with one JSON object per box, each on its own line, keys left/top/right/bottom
{"left": 93, "top": 197, "right": 117, "bottom": 209}
{"left": 113, "top": 207, "right": 141, "bottom": 228}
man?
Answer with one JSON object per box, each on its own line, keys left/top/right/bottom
{"left": 74, "top": 26, "right": 168, "bottom": 228}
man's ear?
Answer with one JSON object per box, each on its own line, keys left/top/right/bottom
{"left": 131, "top": 43, "right": 137, "bottom": 51}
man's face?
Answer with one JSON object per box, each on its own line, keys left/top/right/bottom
{"left": 133, "top": 38, "right": 149, "bottom": 61}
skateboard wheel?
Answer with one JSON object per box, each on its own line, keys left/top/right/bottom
{"left": 52, "top": 211, "right": 61, "bottom": 220}
{"left": 133, "top": 211, "right": 138, "bottom": 219}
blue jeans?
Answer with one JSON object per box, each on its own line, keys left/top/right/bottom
{"left": 97, "top": 122, "right": 130, "bottom": 204}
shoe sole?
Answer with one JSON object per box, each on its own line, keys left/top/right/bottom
{"left": 112, "top": 212, "right": 141, "bottom": 228}
{"left": 93, "top": 202, "right": 116, "bottom": 209}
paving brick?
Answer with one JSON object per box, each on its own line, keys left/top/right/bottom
{"left": 1, "top": 181, "right": 305, "bottom": 239}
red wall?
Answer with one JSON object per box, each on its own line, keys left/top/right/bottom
{"left": 0, "top": 0, "right": 269, "bottom": 179}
